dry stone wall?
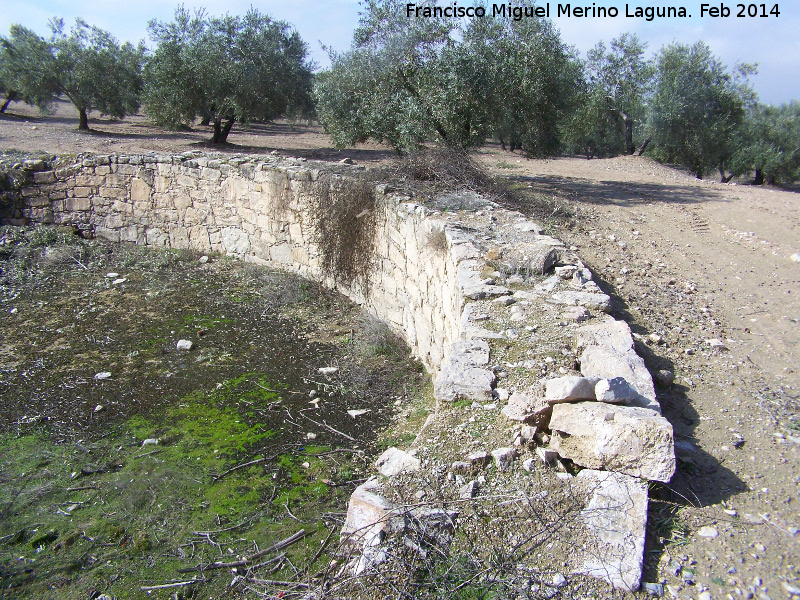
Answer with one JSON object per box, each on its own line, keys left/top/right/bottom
{"left": 5, "top": 152, "right": 677, "bottom": 592}
{"left": 3, "top": 152, "right": 462, "bottom": 371}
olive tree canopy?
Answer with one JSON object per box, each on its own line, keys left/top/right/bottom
{"left": 144, "top": 7, "right": 314, "bottom": 144}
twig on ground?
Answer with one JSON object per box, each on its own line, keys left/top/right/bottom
{"left": 178, "top": 529, "right": 309, "bottom": 573}
{"left": 298, "top": 412, "right": 356, "bottom": 442}
{"left": 140, "top": 580, "right": 205, "bottom": 591}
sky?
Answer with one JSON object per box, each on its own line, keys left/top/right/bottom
{"left": 1, "top": 0, "right": 798, "bottom": 105}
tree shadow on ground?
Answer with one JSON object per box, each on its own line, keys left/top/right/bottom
{"left": 506, "top": 173, "right": 725, "bottom": 207}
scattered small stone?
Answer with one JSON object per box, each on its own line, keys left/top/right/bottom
{"left": 301, "top": 462, "right": 310, "bottom": 469}
{"left": 459, "top": 480, "right": 479, "bottom": 499}
{"left": 552, "top": 573, "right": 567, "bottom": 587}
{"left": 783, "top": 582, "right": 800, "bottom": 596}
{"left": 665, "top": 584, "right": 681, "bottom": 598}
{"left": 698, "top": 591, "right": 713, "bottom": 600}
{"left": 490, "top": 447, "right": 517, "bottom": 471}
{"left": 494, "top": 388, "right": 510, "bottom": 401}
{"left": 105, "top": 272, "right": 119, "bottom": 278}
{"left": 520, "top": 425, "right": 537, "bottom": 441}
{"left": 176, "top": 339, "right": 193, "bottom": 351}
{"left": 198, "top": 255, "right": 209, "bottom": 264}
{"left": 112, "top": 278, "right": 127, "bottom": 285}
{"left": 643, "top": 582, "right": 664, "bottom": 597}
{"left": 705, "top": 338, "right": 727, "bottom": 350}
{"left": 790, "top": 253, "right": 800, "bottom": 263}
{"left": 93, "top": 404, "right": 104, "bottom": 413}
{"left": 648, "top": 333, "right": 663, "bottom": 345}
{"left": 494, "top": 296, "right": 516, "bottom": 306}
{"left": 94, "top": 372, "right": 112, "bottom": 380}
{"left": 466, "top": 451, "right": 490, "bottom": 468}
{"left": 347, "top": 409, "right": 370, "bottom": 417}
{"left": 698, "top": 525, "right": 719, "bottom": 539}
{"left": 536, "top": 447, "right": 559, "bottom": 466}
{"left": 522, "top": 457, "right": 536, "bottom": 472}
{"left": 306, "top": 432, "right": 317, "bottom": 439}
{"left": 142, "top": 438, "right": 159, "bottom": 447}
{"left": 318, "top": 366, "right": 339, "bottom": 376}
{"left": 556, "top": 472, "right": 573, "bottom": 481}
{"left": 655, "top": 369, "right": 675, "bottom": 387}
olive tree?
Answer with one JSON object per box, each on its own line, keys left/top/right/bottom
{"left": 729, "top": 102, "right": 800, "bottom": 184}
{"left": 144, "top": 8, "right": 313, "bottom": 144}
{"left": 0, "top": 25, "right": 59, "bottom": 113}
{"left": 570, "top": 34, "right": 653, "bottom": 157}
{"left": 648, "top": 41, "right": 755, "bottom": 179}
{"left": 314, "top": 0, "right": 580, "bottom": 155}
{"left": 47, "top": 19, "right": 144, "bottom": 130}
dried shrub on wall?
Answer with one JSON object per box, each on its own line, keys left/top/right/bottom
{"left": 310, "top": 173, "right": 379, "bottom": 293}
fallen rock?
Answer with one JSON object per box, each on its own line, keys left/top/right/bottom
{"left": 654, "top": 369, "right": 675, "bottom": 387}
{"left": 549, "top": 290, "right": 612, "bottom": 312}
{"left": 545, "top": 376, "right": 600, "bottom": 403}
{"left": 549, "top": 402, "right": 676, "bottom": 482}
{"left": 576, "top": 469, "right": 649, "bottom": 591}
{"left": 594, "top": 377, "right": 639, "bottom": 404}
{"left": 459, "top": 480, "right": 479, "bottom": 499}
{"left": 697, "top": 525, "right": 719, "bottom": 539}
{"left": 465, "top": 451, "right": 491, "bottom": 469}
{"left": 580, "top": 345, "right": 660, "bottom": 413}
{"left": 318, "top": 366, "right": 339, "bottom": 376}
{"left": 375, "top": 447, "right": 420, "bottom": 477}
{"left": 536, "top": 447, "right": 559, "bottom": 465}
{"left": 501, "top": 392, "right": 550, "bottom": 425}
{"left": 491, "top": 447, "right": 517, "bottom": 471}
{"left": 341, "top": 479, "right": 394, "bottom": 546}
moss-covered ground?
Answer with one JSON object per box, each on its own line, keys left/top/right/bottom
{"left": 0, "top": 226, "right": 429, "bottom": 599}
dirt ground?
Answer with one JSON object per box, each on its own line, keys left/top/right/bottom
{"left": 1, "top": 100, "right": 799, "bottom": 599}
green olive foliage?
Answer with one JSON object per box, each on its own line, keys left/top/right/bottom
{"left": 647, "top": 41, "right": 755, "bottom": 179}
{"left": 144, "top": 7, "right": 313, "bottom": 144}
{"left": 314, "top": 0, "right": 581, "bottom": 155}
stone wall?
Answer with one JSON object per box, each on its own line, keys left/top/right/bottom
{"left": 3, "top": 152, "right": 462, "bottom": 371}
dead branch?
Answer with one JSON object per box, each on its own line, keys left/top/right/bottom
{"left": 140, "top": 580, "right": 205, "bottom": 591}
{"left": 178, "top": 529, "right": 309, "bottom": 573}
{"left": 298, "top": 412, "right": 356, "bottom": 442}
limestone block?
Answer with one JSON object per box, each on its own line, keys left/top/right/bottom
{"left": 434, "top": 360, "right": 495, "bottom": 403}
{"left": 130, "top": 178, "right": 151, "bottom": 203}
{"left": 270, "top": 243, "right": 294, "bottom": 265}
{"left": 501, "top": 392, "right": 550, "bottom": 425}
{"left": 154, "top": 176, "right": 170, "bottom": 194}
{"left": 221, "top": 227, "right": 250, "bottom": 255}
{"left": 169, "top": 226, "right": 190, "bottom": 249}
{"left": 188, "top": 226, "right": 210, "bottom": 251}
{"left": 201, "top": 167, "right": 221, "bottom": 182}
{"left": 177, "top": 174, "right": 198, "bottom": 188}
{"left": 95, "top": 227, "right": 120, "bottom": 242}
{"left": 580, "top": 345, "right": 658, "bottom": 411}
{"left": 98, "top": 187, "right": 126, "bottom": 199}
{"left": 549, "top": 402, "right": 675, "bottom": 482}
{"left": 595, "top": 377, "right": 640, "bottom": 404}
{"left": 544, "top": 376, "right": 601, "bottom": 403}
{"left": 458, "top": 260, "right": 510, "bottom": 300}
{"left": 548, "top": 290, "right": 612, "bottom": 313}
{"left": 73, "top": 187, "right": 92, "bottom": 198}
{"left": 575, "top": 470, "right": 648, "bottom": 591}
{"left": 576, "top": 319, "right": 635, "bottom": 353}
{"left": 375, "top": 447, "right": 420, "bottom": 477}
{"left": 33, "top": 171, "right": 56, "bottom": 184}
{"left": 341, "top": 479, "right": 394, "bottom": 544}
{"left": 65, "top": 197, "right": 91, "bottom": 211}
